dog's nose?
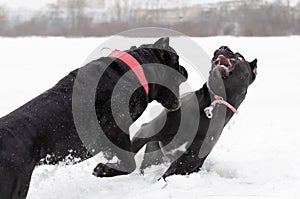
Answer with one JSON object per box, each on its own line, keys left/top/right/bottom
{"left": 219, "top": 46, "right": 229, "bottom": 51}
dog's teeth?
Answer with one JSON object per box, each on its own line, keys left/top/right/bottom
{"left": 238, "top": 57, "right": 243, "bottom": 61}
{"left": 214, "top": 58, "right": 220, "bottom": 65}
{"left": 214, "top": 58, "right": 219, "bottom": 65}
{"left": 228, "top": 58, "right": 232, "bottom": 66}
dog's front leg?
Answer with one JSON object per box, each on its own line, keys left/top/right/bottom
{"left": 93, "top": 152, "right": 136, "bottom": 178}
{"left": 92, "top": 129, "right": 136, "bottom": 178}
{"left": 162, "top": 152, "right": 205, "bottom": 178}
{"left": 0, "top": 162, "right": 35, "bottom": 199}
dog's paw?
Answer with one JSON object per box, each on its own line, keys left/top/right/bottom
{"left": 92, "top": 163, "right": 129, "bottom": 177}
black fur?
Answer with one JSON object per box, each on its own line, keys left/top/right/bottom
{"left": 0, "top": 37, "right": 188, "bottom": 199}
{"left": 131, "top": 46, "right": 257, "bottom": 178}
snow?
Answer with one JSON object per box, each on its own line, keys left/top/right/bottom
{"left": 0, "top": 36, "right": 300, "bottom": 198}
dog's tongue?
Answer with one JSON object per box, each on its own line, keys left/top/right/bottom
{"left": 216, "top": 55, "right": 231, "bottom": 66}
{"left": 215, "top": 54, "right": 237, "bottom": 72}
{"left": 213, "top": 55, "right": 234, "bottom": 78}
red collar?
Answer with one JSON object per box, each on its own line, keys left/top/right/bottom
{"left": 108, "top": 50, "right": 149, "bottom": 95}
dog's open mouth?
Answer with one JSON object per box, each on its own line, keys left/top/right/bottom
{"left": 211, "top": 46, "right": 247, "bottom": 79}
{"left": 212, "top": 55, "right": 233, "bottom": 78}
{"left": 212, "top": 54, "right": 244, "bottom": 78}
{"left": 215, "top": 54, "right": 234, "bottom": 69}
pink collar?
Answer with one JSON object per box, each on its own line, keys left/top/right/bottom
{"left": 205, "top": 83, "right": 238, "bottom": 118}
{"left": 108, "top": 50, "right": 149, "bottom": 95}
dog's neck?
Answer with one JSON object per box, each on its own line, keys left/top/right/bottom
{"left": 142, "top": 70, "right": 161, "bottom": 103}
{"left": 200, "top": 83, "right": 241, "bottom": 125}
{"left": 125, "top": 49, "right": 162, "bottom": 101}
{"left": 206, "top": 82, "right": 244, "bottom": 110}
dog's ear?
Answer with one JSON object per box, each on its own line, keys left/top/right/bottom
{"left": 250, "top": 59, "right": 257, "bottom": 75}
{"left": 249, "top": 59, "right": 257, "bottom": 83}
{"left": 154, "top": 37, "right": 170, "bottom": 49}
{"left": 130, "top": 45, "right": 137, "bottom": 50}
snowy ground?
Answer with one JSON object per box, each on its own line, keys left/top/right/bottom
{"left": 0, "top": 36, "right": 300, "bottom": 198}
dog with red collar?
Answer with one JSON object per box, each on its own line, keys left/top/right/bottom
{"left": 0, "top": 37, "right": 188, "bottom": 199}
{"left": 131, "top": 46, "right": 257, "bottom": 178}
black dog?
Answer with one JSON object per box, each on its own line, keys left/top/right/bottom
{"left": 131, "top": 46, "right": 257, "bottom": 178}
{"left": 0, "top": 37, "right": 188, "bottom": 199}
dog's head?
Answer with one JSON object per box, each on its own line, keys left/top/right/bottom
{"left": 208, "top": 46, "right": 257, "bottom": 103}
{"left": 132, "top": 37, "right": 188, "bottom": 110}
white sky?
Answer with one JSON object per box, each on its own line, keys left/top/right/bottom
{"left": 0, "top": 0, "right": 298, "bottom": 10}
{"left": 0, "top": 0, "right": 56, "bottom": 9}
